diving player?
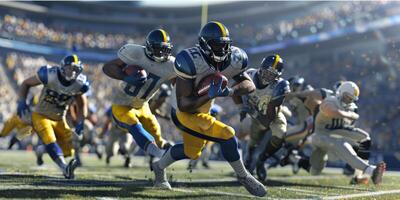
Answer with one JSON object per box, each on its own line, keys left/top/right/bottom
{"left": 151, "top": 21, "right": 266, "bottom": 197}
{"left": 238, "top": 55, "right": 290, "bottom": 181}
{"left": 102, "top": 29, "right": 175, "bottom": 161}
{"left": 309, "top": 81, "right": 385, "bottom": 184}
{"left": 17, "top": 54, "right": 90, "bottom": 179}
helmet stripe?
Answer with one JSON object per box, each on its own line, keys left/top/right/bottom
{"left": 72, "top": 54, "right": 78, "bottom": 64}
{"left": 272, "top": 54, "right": 280, "bottom": 69}
{"left": 354, "top": 86, "right": 360, "bottom": 97}
{"left": 159, "top": 29, "right": 168, "bottom": 42}
{"left": 214, "top": 21, "right": 227, "bottom": 37}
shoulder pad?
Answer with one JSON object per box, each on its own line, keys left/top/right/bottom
{"left": 76, "top": 74, "right": 90, "bottom": 93}
{"left": 117, "top": 44, "right": 145, "bottom": 65}
{"left": 36, "top": 65, "right": 51, "bottom": 84}
{"left": 174, "top": 50, "right": 196, "bottom": 79}
{"left": 272, "top": 79, "right": 290, "bottom": 97}
{"left": 230, "top": 46, "right": 248, "bottom": 70}
{"left": 320, "top": 88, "right": 334, "bottom": 99}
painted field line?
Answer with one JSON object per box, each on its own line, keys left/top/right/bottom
{"left": 323, "top": 189, "right": 400, "bottom": 200}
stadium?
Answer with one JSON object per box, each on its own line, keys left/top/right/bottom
{"left": 0, "top": 1, "right": 399, "bottom": 199}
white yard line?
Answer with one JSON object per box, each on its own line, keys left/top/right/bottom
{"left": 173, "top": 187, "right": 263, "bottom": 199}
{"left": 323, "top": 189, "right": 400, "bottom": 200}
{"left": 277, "top": 187, "right": 327, "bottom": 196}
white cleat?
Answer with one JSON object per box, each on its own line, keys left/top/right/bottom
{"left": 152, "top": 161, "right": 172, "bottom": 190}
{"left": 238, "top": 173, "right": 267, "bottom": 197}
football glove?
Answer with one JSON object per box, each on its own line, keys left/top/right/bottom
{"left": 208, "top": 78, "right": 233, "bottom": 98}
{"left": 75, "top": 120, "right": 84, "bottom": 137}
{"left": 123, "top": 74, "right": 147, "bottom": 87}
{"left": 17, "top": 99, "right": 30, "bottom": 118}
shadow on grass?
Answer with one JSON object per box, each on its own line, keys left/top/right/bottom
{"left": 266, "top": 179, "right": 371, "bottom": 191}
{"left": 0, "top": 174, "right": 231, "bottom": 199}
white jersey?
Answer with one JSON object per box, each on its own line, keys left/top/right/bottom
{"left": 242, "top": 68, "right": 290, "bottom": 120}
{"left": 112, "top": 44, "right": 176, "bottom": 109}
{"left": 314, "top": 96, "right": 358, "bottom": 132}
{"left": 171, "top": 46, "right": 248, "bottom": 113}
{"left": 34, "top": 65, "right": 90, "bottom": 121}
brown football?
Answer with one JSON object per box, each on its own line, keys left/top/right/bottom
{"left": 123, "top": 65, "right": 147, "bottom": 78}
{"left": 196, "top": 72, "right": 228, "bottom": 96}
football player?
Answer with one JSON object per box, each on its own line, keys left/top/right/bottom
{"left": 102, "top": 29, "right": 174, "bottom": 160}
{"left": 17, "top": 54, "right": 90, "bottom": 179}
{"left": 310, "top": 81, "right": 385, "bottom": 184}
{"left": 237, "top": 55, "right": 290, "bottom": 181}
{"left": 151, "top": 21, "right": 266, "bottom": 197}
{"left": 100, "top": 106, "right": 137, "bottom": 168}
{"left": 1, "top": 95, "right": 39, "bottom": 147}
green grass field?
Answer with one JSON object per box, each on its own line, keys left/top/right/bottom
{"left": 0, "top": 150, "right": 399, "bottom": 199}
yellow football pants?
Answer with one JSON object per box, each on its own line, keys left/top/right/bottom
{"left": 0, "top": 114, "right": 33, "bottom": 140}
{"left": 32, "top": 112, "right": 74, "bottom": 157}
{"left": 111, "top": 103, "right": 166, "bottom": 148}
{"left": 172, "top": 109, "right": 235, "bottom": 160}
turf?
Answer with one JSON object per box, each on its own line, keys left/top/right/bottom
{"left": 0, "top": 150, "right": 399, "bottom": 199}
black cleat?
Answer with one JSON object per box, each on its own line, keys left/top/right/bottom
{"left": 63, "top": 159, "right": 78, "bottom": 179}
{"left": 124, "top": 157, "right": 132, "bottom": 168}
{"left": 256, "top": 160, "right": 267, "bottom": 182}
{"left": 36, "top": 156, "right": 44, "bottom": 166}
{"left": 371, "top": 162, "right": 386, "bottom": 185}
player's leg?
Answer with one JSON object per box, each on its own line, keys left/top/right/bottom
{"left": 32, "top": 112, "right": 70, "bottom": 174}
{"left": 244, "top": 119, "right": 265, "bottom": 172}
{"left": 256, "top": 112, "right": 287, "bottom": 181}
{"left": 309, "top": 133, "right": 329, "bottom": 175}
{"left": 53, "top": 118, "right": 79, "bottom": 179}
{"left": 105, "top": 125, "right": 120, "bottom": 164}
{"left": 111, "top": 104, "right": 162, "bottom": 158}
{"left": 155, "top": 109, "right": 266, "bottom": 196}
{"left": 138, "top": 103, "right": 170, "bottom": 149}
{"left": 0, "top": 114, "right": 20, "bottom": 137}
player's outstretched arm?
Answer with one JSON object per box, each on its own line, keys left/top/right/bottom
{"left": 176, "top": 77, "right": 212, "bottom": 113}
{"left": 18, "top": 75, "right": 42, "bottom": 101}
{"left": 320, "top": 101, "right": 359, "bottom": 120}
{"left": 102, "top": 58, "right": 126, "bottom": 80}
{"left": 231, "top": 72, "right": 255, "bottom": 96}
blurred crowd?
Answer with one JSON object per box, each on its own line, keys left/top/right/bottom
{"left": 1, "top": 2, "right": 399, "bottom": 50}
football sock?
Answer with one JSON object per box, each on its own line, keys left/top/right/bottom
{"left": 45, "top": 143, "right": 66, "bottom": 170}
{"left": 158, "top": 144, "right": 187, "bottom": 169}
{"left": 259, "top": 136, "right": 284, "bottom": 162}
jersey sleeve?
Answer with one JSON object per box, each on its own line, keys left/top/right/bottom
{"left": 36, "top": 65, "right": 49, "bottom": 84}
{"left": 273, "top": 79, "right": 290, "bottom": 97}
{"left": 117, "top": 44, "right": 144, "bottom": 65}
{"left": 230, "top": 47, "right": 249, "bottom": 72}
{"left": 174, "top": 50, "right": 197, "bottom": 79}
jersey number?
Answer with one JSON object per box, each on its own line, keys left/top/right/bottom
{"left": 43, "top": 89, "right": 72, "bottom": 108}
{"left": 326, "top": 118, "right": 344, "bottom": 129}
{"left": 124, "top": 73, "right": 160, "bottom": 99}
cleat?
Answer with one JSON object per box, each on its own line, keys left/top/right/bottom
{"left": 256, "top": 160, "right": 267, "bottom": 181}
{"left": 350, "top": 177, "right": 369, "bottom": 185}
{"left": 106, "top": 156, "right": 111, "bottom": 165}
{"left": 36, "top": 156, "right": 44, "bottom": 166}
{"left": 237, "top": 173, "right": 267, "bottom": 197}
{"left": 124, "top": 157, "right": 132, "bottom": 168}
{"left": 151, "top": 161, "right": 171, "bottom": 190}
{"left": 63, "top": 159, "right": 78, "bottom": 179}
{"left": 371, "top": 162, "right": 386, "bottom": 185}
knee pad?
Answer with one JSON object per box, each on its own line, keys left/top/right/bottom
{"left": 184, "top": 148, "right": 202, "bottom": 160}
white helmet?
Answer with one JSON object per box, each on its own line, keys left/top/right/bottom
{"left": 336, "top": 81, "right": 360, "bottom": 102}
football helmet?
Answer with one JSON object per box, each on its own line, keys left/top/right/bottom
{"left": 198, "top": 21, "right": 232, "bottom": 64}
{"left": 258, "top": 54, "right": 283, "bottom": 85}
{"left": 60, "top": 54, "right": 83, "bottom": 81}
{"left": 145, "top": 29, "right": 173, "bottom": 62}
{"left": 336, "top": 81, "right": 359, "bottom": 104}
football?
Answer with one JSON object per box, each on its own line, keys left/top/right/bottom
{"left": 196, "top": 72, "right": 228, "bottom": 96}
{"left": 123, "top": 65, "right": 147, "bottom": 78}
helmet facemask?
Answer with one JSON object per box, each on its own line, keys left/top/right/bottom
{"left": 199, "top": 37, "right": 232, "bottom": 63}
{"left": 61, "top": 62, "right": 83, "bottom": 81}
{"left": 145, "top": 41, "right": 172, "bottom": 62}
{"left": 258, "top": 67, "right": 280, "bottom": 86}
